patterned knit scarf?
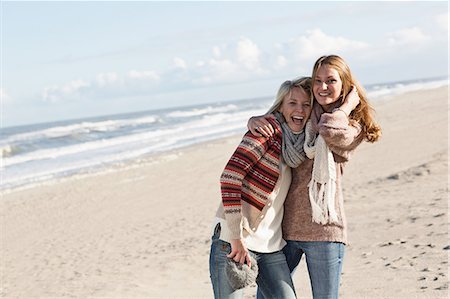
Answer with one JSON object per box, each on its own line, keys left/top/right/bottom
{"left": 303, "top": 105, "right": 339, "bottom": 225}
{"left": 274, "top": 112, "right": 307, "bottom": 168}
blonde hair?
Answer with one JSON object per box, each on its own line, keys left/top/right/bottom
{"left": 312, "top": 55, "right": 381, "bottom": 143}
{"left": 267, "top": 77, "right": 312, "bottom": 115}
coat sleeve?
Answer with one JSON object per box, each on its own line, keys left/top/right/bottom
{"left": 318, "top": 111, "right": 364, "bottom": 162}
{"left": 220, "top": 131, "right": 271, "bottom": 239}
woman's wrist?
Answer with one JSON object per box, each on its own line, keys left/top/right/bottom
{"left": 333, "top": 107, "right": 350, "bottom": 119}
{"left": 336, "top": 102, "right": 353, "bottom": 117}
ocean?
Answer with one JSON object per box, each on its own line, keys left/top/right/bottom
{"left": 1, "top": 76, "right": 448, "bottom": 192}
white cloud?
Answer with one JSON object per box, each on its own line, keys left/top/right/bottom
{"left": 275, "top": 55, "right": 288, "bottom": 69}
{"left": 96, "top": 72, "right": 119, "bottom": 86}
{"left": 236, "top": 37, "right": 262, "bottom": 70}
{"left": 38, "top": 32, "right": 374, "bottom": 103}
{"left": 435, "top": 13, "right": 448, "bottom": 31}
{"left": 173, "top": 57, "right": 187, "bottom": 69}
{"left": 42, "top": 68, "right": 161, "bottom": 103}
{"left": 208, "top": 58, "right": 236, "bottom": 72}
{"left": 274, "top": 42, "right": 283, "bottom": 50}
{"left": 191, "top": 37, "right": 269, "bottom": 84}
{"left": 127, "top": 70, "right": 160, "bottom": 80}
{"left": 212, "top": 46, "right": 221, "bottom": 58}
{"left": 43, "top": 79, "right": 90, "bottom": 103}
{"left": 387, "top": 27, "right": 430, "bottom": 45}
{"left": 289, "top": 29, "right": 369, "bottom": 60}
{"left": 62, "top": 79, "right": 89, "bottom": 94}
{"left": 192, "top": 57, "right": 241, "bottom": 84}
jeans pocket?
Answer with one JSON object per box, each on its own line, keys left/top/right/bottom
{"left": 211, "top": 223, "right": 221, "bottom": 241}
{"left": 220, "top": 240, "right": 231, "bottom": 253}
{"left": 211, "top": 223, "right": 231, "bottom": 254}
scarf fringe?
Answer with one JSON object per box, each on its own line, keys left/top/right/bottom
{"left": 308, "top": 179, "right": 338, "bottom": 224}
{"left": 304, "top": 119, "right": 339, "bottom": 225}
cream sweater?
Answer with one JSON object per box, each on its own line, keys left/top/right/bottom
{"left": 214, "top": 161, "right": 291, "bottom": 253}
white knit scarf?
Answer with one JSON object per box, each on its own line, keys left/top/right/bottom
{"left": 303, "top": 120, "right": 339, "bottom": 225}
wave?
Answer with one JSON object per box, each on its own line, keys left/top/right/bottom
{"left": 166, "top": 104, "right": 238, "bottom": 118}
{"left": 368, "top": 78, "right": 448, "bottom": 99}
{"left": 5, "top": 76, "right": 446, "bottom": 191}
{"left": 1, "top": 115, "right": 160, "bottom": 145}
{"left": 2, "top": 107, "right": 266, "bottom": 169}
{"left": 2, "top": 126, "right": 182, "bottom": 168}
{"left": 1, "top": 122, "right": 250, "bottom": 190}
{"left": 0, "top": 145, "right": 23, "bottom": 158}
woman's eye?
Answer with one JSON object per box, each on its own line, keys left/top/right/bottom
{"left": 326, "top": 79, "right": 337, "bottom": 84}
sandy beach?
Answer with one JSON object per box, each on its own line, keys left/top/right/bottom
{"left": 1, "top": 86, "right": 448, "bottom": 298}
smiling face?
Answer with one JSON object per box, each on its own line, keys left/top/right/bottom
{"left": 313, "top": 65, "right": 343, "bottom": 111}
{"left": 279, "top": 87, "right": 312, "bottom": 132}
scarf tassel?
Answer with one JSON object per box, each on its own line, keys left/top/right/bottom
{"left": 304, "top": 119, "right": 339, "bottom": 225}
{"left": 308, "top": 179, "right": 339, "bottom": 225}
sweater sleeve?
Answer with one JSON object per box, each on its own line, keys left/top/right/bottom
{"left": 318, "top": 111, "right": 364, "bottom": 162}
{"left": 220, "top": 131, "right": 271, "bottom": 239}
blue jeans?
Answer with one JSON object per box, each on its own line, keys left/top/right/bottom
{"left": 283, "top": 240, "right": 345, "bottom": 299}
{"left": 209, "top": 224, "right": 296, "bottom": 299}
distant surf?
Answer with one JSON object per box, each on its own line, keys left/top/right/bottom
{"left": 1, "top": 76, "right": 447, "bottom": 192}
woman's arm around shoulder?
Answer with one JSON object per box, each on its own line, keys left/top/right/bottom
{"left": 247, "top": 114, "right": 277, "bottom": 138}
{"left": 318, "top": 87, "right": 364, "bottom": 155}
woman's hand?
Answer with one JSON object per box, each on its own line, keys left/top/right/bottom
{"left": 339, "top": 86, "right": 360, "bottom": 116}
{"left": 228, "top": 239, "right": 252, "bottom": 267}
{"left": 247, "top": 115, "right": 276, "bottom": 138}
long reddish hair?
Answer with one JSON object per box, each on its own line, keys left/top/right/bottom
{"left": 312, "top": 55, "right": 381, "bottom": 143}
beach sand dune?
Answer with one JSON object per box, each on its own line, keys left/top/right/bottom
{"left": 1, "top": 87, "right": 448, "bottom": 298}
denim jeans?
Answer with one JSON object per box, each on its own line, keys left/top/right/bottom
{"left": 209, "top": 223, "right": 296, "bottom": 299}
{"left": 283, "top": 240, "right": 345, "bottom": 299}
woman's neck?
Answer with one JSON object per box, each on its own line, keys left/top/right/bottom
{"left": 321, "top": 99, "right": 341, "bottom": 112}
{"left": 321, "top": 104, "right": 334, "bottom": 112}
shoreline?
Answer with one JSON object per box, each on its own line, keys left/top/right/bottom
{"left": 0, "top": 133, "right": 244, "bottom": 196}
{"left": 1, "top": 86, "right": 448, "bottom": 298}
{"left": 3, "top": 84, "right": 447, "bottom": 196}
{"left": 2, "top": 84, "right": 448, "bottom": 196}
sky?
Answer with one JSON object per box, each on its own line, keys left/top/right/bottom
{"left": 1, "top": 1, "right": 448, "bottom": 128}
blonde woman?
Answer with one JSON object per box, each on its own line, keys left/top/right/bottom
{"left": 247, "top": 55, "right": 381, "bottom": 299}
{"left": 210, "top": 77, "right": 313, "bottom": 298}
